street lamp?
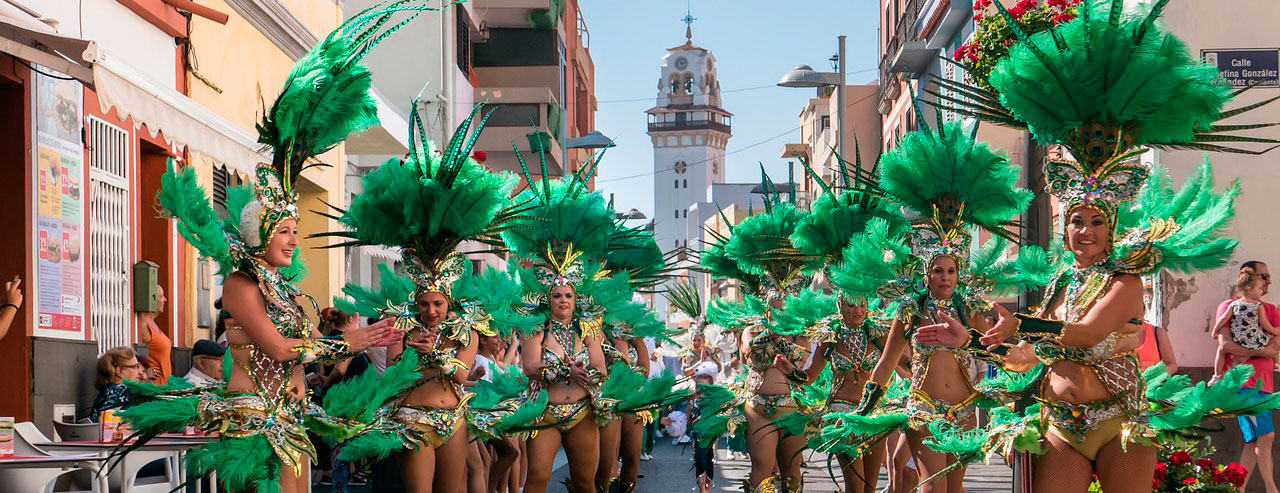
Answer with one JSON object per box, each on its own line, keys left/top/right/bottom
{"left": 615, "top": 208, "right": 646, "bottom": 220}
{"left": 564, "top": 130, "right": 616, "bottom": 149}
{"left": 778, "top": 35, "right": 848, "bottom": 185}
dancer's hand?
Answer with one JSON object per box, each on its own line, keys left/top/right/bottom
{"left": 914, "top": 310, "right": 967, "bottom": 347}
{"left": 346, "top": 318, "right": 399, "bottom": 352}
{"left": 569, "top": 361, "right": 592, "bottom": 387}
{"left": 980, "top": 305, "right": 1019, "bottom": 349}
{"left": 2, "top": 276, "right": 22, "bottom": 308}
{"left": 772, "top": 353, "right": 794, "bottom": 373}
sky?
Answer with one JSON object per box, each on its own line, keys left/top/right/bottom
{"left": 580, "top": 0, "right": 882, "bottom": 219}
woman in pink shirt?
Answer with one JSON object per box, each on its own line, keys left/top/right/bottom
{"left": 1217, "top": 261, "right": 1280, "bottom": 493}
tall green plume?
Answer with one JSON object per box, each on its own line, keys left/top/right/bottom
{"left": 700, "top": 229, "right": 762, "bottom": 294}
{"left": 256, "top": 1, "right": 454, "bottom": 191}
{"left": 502, "top": 177, "right": 615, "bottom": 261}
{"left": 322, "top": 104, "right": 520, "bottom": 269}
{"left": 454, "top": 265, "right": 541, "bottom": 338}
{"left": 1113, "top": 160, "right": 1240, "bottom": 274}
{"left": 725, "top": 202, "right": 820, "bottom": 287}
{"left": 828, "top": 218, "right": 915, "bottom": 306}
{"left": 879, "top": 121, "right": 1030, "bottom": 235}
{"left": 791, "top": 187, "right": 908, "bottom": 265}
{"left": 605, "top": 226, "right": 672, "bottom": 291}
{"left": 664, "top": 279, "right": 702, "bottom": 322}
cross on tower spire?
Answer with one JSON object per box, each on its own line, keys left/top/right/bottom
{"left": 681, "top": 0, "right": 696, "bottom": 42}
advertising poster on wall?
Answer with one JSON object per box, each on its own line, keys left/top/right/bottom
{"left": 32, "top": 66, "right": 85, "bottom": 338}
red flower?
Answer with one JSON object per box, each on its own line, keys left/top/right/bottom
{"left": 1183, "top": 477, "right": 1197, "bottom": 486}
{"left": 1225, "top": 463, "right": 1249, "bottom": 487}
{"left": 1212, "top": 469, "right": 1227, "bottom": 484}
{"left": 1196, "top": 458, "right": 1216, "bottom": 471}
{"left": 1015, "top": 0, "right": 1036, "bottom": 9}
{"left": 1007, "top": 6, "right": 1025, "bottom": 19}
{"left": 1170, "top": 451, "right": 1193, "bottom": 465}
{"left": 1004, "top": 39, "right": 1015, "bottom": 48}
{"left": 1052, "top": 12, "right": 1075, "bottom": 24}
{"left": 973, "top": 0, "right": 992, "bottom": 10}
{"left": 973, "top": 12, "right": 983, "bottom": 22}
{"left": 472, "top": 150, "right": 488, "bottom": 163}
{"left": 1152, "top": 478, "right": 1160, "bottom": 489}
{"left": 1154, "top": 462, "right": 1167, "bottom": 479}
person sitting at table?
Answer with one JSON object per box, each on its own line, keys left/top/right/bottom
{"left": 89, "top": 347, "right": 146, "bottom": 422}
{"left": 182, "top": 340, "right": 225, "bottom": 386}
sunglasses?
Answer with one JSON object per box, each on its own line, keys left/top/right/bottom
{"left": 1262, "top": 273, "right": 1272, "bottom": 281}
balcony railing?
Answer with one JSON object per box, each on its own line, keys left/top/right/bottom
{"left": 648, "top": 119, "right": 731, "bottom": 134}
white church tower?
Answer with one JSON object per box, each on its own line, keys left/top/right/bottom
{"left": 647, "top": 17, "right": 732, "bottom": 255}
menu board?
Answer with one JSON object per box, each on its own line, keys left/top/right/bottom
{"left": 32, "top": 67, "right": 85, "bottom": 337}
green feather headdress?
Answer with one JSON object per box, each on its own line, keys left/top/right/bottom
{"left": 724, "top": 201, "right": 819, "bottom": 302}
{"left": 932, "top": 0, "right": 1274, "bottom": 245}
{"left": 157, "top": 3, "right": 437, "bottom": 278}
{"left": 665, "top": 279, "right": 704, "bottom": 336}
{"left": 317, "top": 103, "right": 519, "bottom": 306}
{"left": 879, "top": 118, "right": 1032, "bottom": 271}
{"left": 502, "top": 147, "right": 616, "bottom": 295}
{"left": 705, "top": 295, "right": 766, "bottom": 333}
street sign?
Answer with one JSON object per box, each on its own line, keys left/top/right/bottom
{"left": 1202, "top": 48, "right": 1280, "bottom": 88}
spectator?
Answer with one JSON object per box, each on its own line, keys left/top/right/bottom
{"left": 0, "top": 275, "right": 22, "bottom": 340}
{"left": 183, "top": 340, "right": 225, "bottom": 386}
{"left": 1216, "top": 261, "right": 1280, "bottom": 493}
{"left": 688, "top": 370, "right": 718, "bottom": 493}
{"left": 137, "top": 284, "right": 172, "bottom": 383}
{"left": 90, "top": 347, "right": 145, "bottom": 422}
{"left": 1136, "top": 322, "right": 1178, "bottom": 374}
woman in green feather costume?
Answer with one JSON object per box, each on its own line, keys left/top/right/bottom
{"left": 703, "top": 183, "right": 820, "bottom": 493}
{"left": 317, "top": 96, "right": 524, "bottom": 492}
{"left": 121, "top": 5, "right": 456, "bottom": 492}
{"left": 767, "top": 161, "right": 909, "bottom": 492}
{"left": 843, "top": 115, "right": 1034, "bottom": 493}
{"left": 502, "top": 151, "right": 616, "bottom": 493}
{"left": 915, "top": 0, "right": 1277, "bottom": 490}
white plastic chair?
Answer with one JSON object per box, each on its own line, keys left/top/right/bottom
{"left": 53, "top": 421, "right": 101, "bottom": 442}
{"left": 16, "top": 422, "right": 177, "bottom": 492}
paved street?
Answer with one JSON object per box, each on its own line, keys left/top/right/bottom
{"left": 548, "top": 438, "right": 1015, "bottom": 493}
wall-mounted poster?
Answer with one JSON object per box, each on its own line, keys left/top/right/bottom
{"left": 32, "top": 66, "right": 85, "bottom": 338}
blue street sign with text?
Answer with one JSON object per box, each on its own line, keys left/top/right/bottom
{"left": 1202, "top": 49, "right": 1280, "bottom": 88}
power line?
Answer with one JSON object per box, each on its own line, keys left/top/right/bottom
{"left": 595, "top": 90, "right": 879, "bottom": 184}
{"left": 593, "top": 67, "right": 878, "bottom": 104}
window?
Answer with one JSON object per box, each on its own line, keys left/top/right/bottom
{"left": 820, "top": 115, "right": 831, "bottom": 132}
{"left": 456, "top": 8, "right": 472, "bottom": 74}
{"left": 87, "top": 116, "right": 131, "bottom": 353}
{"left": 675, "top": 179, "right": 679, "bottom": 188}
{"left": 683, "top": 179, "right": 688, "bottom": 188}
{"left": 481, "top": 104, "right": 542, "bottom": 127}
{"left": 675, "top": 210, "right": 679, "bottom": 219}
{"left": 683, "top": 210, "right": 688, "bottom": 218}
{"left": 675, "top": 239, "right": 680, "bottom": 249}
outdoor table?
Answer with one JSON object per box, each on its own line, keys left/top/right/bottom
{"left": 0, "top": 454, "right": 108, "bottom": 492}
{"left": 42, "top": 440, "right": 204, "bottom": 493}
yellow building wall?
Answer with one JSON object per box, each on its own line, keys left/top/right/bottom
{"left": 180, "top": 0, "right": 348, "bottom": 330}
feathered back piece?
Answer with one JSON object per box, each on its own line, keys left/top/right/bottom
{"left": 454, "top": 265, "right": 542, "bottom": 338}
{"left": 963, "top": 236, "right": 1060, "bottom": 307}
{"left": 705, "top": 295, "right": 766, "bottom": 333}
{"left": 322, "top": 104, "right": 519, "bottom": 303}
{"left": 770, "top": 290, "right": 836, "bottom": 337}
{"left": 1109, "top": 161, "right": 1240, "bottom": 275}
{"left": 605, "top": 225, "right": 675, "bottom": 292}
{"left": 791, "top": 144, "right": 909, "bottom": 269}
{"left": 828, "top": 218, "right": 917, "bottom": 313}
{"left": 725, "top": 202, "right": 818, "bottom": 302}
{"left": 936, "top": 0, "right": 1274, "bottom": 245}
{"left": 879, "top": 119, "right": 1031, "bottom": 270}
{"left": 700, "top": 227, "right": 762, "bottom": 296}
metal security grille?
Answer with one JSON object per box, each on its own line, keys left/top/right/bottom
{"left": 86, "top": 117, "right": 131, "bottom": 353}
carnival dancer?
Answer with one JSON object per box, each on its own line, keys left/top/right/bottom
{"left": 110, "top": 5, "right": 454, "bottom": 491}
{"left": 841, "top": 113, "right": 1039, "bottom": 493}
{"left": 913, "top": 0, "right": 1280, "bottom": 490}
{"left": 500, "top": 153, "right": 618, "bottom": 493}
{"left": 594, "top": 228, "right": 683, "bottom": 493}
{"left": 314, "top": 99, "right": 537, "bottom": 492}
{"left": 769, "top": 166, "right": 909, "bottom": 493}
{"left": 702, "top": 179, "right": 821, "bottom": 493}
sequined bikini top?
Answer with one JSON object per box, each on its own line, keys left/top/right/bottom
{"left": 541, "top": 318, "right": 593, "bottom": 379}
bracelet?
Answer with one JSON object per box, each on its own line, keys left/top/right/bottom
{"left": 854, "top": 381, "right": 885, "bottom": 416}
{"left": 0, "top": 303, "right": 16, "bottom": 311}
{"left": 786, "top": 368, "right": 808, "bottom": 385}
{"left": 1013, "top": 314, "right": 1065, "bottom": 345}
